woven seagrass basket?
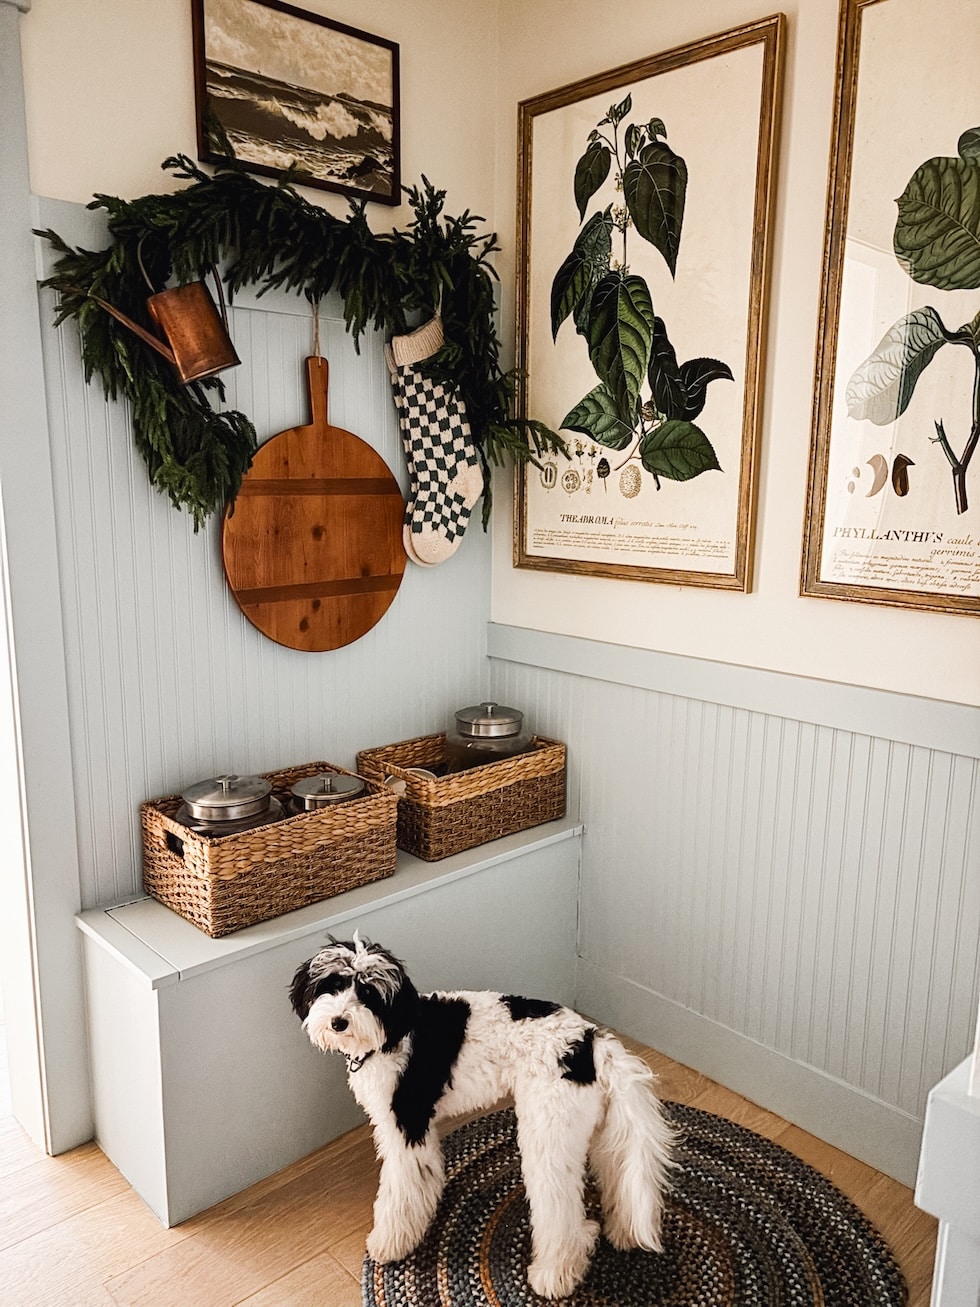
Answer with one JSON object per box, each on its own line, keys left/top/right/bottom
{"left": 140, "top": 761, "right": 398, "bottom": 937}
{"left": 356, "top": 735, "right": 566, "bottom": 861}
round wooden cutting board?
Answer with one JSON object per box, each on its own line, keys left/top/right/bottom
{"left": 222, "top": 356, "right": 406, "bottom": 651}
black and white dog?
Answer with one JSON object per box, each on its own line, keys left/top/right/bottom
{"left": 290, "top": 934, "right": 674, "bottom": 1299}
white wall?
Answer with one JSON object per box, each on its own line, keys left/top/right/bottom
{"left": 491, "top": 0, "right": 980, "bottom": 705}
{"left": 21, "top": 0, "right": 499, "bottom": 224}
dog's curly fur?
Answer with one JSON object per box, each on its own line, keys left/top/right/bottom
{"left": 290, "top": 934, "right": 675, "bottom": 1299}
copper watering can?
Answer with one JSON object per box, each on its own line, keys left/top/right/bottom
{"left": 88, "top": 239, "right": 241, "bottom": 384}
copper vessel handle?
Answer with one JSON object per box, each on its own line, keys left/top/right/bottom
{"left": 207, "top": 264, "right": 231, "bottom": 332}
{"left": 135, "top": 234, "right": 158, "bottom": 295}
{"left": 70, "top": 289, "right": 177, "bottom": 365}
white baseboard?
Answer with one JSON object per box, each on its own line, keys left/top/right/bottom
{"left": 576, "top": 957, "right": 924, "bottom": 1187}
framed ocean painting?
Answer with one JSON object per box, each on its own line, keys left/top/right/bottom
{"left": 191, "top": 0, "right": 400, "bottom": 204}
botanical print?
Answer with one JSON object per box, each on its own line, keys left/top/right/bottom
{"left": 804, "top": 0, "right": 979, "bottom": 611}
{"left": 197, "top": 0, "right": 398, "bottom": 201}
{"left": 552, "top": 95, "right": 733, "bottom": 495}
{"left": 517, "top": 20, "right": 782, "bottom": 590}
{"left": 845, "top": 129, "right": 979, "bottom": 518}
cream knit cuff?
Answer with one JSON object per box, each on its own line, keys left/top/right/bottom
{"left": 386, "top": 313, "right": 445, "bottom": 371}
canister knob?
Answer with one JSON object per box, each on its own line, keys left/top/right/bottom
{"left": 290, "top": 772, "right": 365, "bottom": 810}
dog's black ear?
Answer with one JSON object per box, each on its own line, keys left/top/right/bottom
{"left": 354, "top": 968, "right": 419, "bottom": 1052}
{"left": 379, "top": 974, "right": 420, "bottom": 1052}
{"left": 289, "top": 959, "right": 314, "bottom": 1020}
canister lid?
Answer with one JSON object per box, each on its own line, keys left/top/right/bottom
{"left": 453, "top": 701, "right": 524, "bottom": 739}
{"left": 180, "top": 773, "right": 272, "bottom": 821}
{"left": 290, "top": 772, "right": 365, "bottom": 808}
{"left": 174, "top": 795, "right": 284, "bottom": 835}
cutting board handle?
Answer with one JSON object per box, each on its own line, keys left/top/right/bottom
{"left": 305, "top": 355, "right": 329, "bottom": 427}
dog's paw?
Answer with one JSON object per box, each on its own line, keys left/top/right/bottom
{"left": 602, "top": 1223, "right": 633, "bottom": 1252}
{"left": 603, "top": 1217, "right": 664, "bottom": 1253}
{"left": 527, "top": 1263, "right": 571, "bottom": 1300}
{"left": 603, "top": 1209, "right": 664, "bottom": 1254}
{"left": 366, "top": 1226, "right": 421, "bottom": 1264}
{"left": 527, "top": 1220, "right": 599, "bottom": 1298}
{"left": 527, "top": 1258, "right": 588, "bottom": 1300}
{"left": 604, "top": 1225, "right": 665, "bottom": 1254}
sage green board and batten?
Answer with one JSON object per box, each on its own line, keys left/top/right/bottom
{"left": 488, "top": 622, "right": 980, "bottom": 1187}
{"left": 34, "top": 193, "right": 492, "bottom": 913}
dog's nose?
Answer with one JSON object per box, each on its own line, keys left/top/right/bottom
{"left": 331, "top": 1016, "right": 349, "bottom": 1032}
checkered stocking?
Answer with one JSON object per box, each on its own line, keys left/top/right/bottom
{"left": 385, "top": 315, "right": 483, "bottom": 566}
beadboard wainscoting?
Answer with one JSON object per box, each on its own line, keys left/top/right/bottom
{"left": 34, "top": 195, "right": 491, "bottom": 912}
{"left": 488, "top": 624, "right": 980, "bottom": 1186}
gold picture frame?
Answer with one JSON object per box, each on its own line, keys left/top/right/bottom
{"left": 514, "top": 17, "right": 784, "bottom": 590}
{"left": 801, "top": 0, "right": 980, "bottom": 614}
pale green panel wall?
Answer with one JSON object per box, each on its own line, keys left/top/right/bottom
{"left": 36, "top": 198, "right": 492, "bottom": 911}
{"left": 489, "top": 626, "right": 980, "bottom": 1180}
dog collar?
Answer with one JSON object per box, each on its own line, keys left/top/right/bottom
{"left": 346, "top": 1051, "right": 375, "bottom": 1073}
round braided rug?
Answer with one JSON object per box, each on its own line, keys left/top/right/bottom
{"left": 362, "top": 1104, "right": 907, "bottom": 1306}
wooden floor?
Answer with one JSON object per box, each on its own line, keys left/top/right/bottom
{"left": 0, "top": 1041, "right": 937, "bottom": 1306}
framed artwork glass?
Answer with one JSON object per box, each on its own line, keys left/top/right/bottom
{"left": 514, "top": 17, "right": 785, "bottom": 590}
{"left": 801, "top": 0, "right": 980, "bottom": 613}
{"left": 191, "top": 0, "right": 400, "bottom": 204}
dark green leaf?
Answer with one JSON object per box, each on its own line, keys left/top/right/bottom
{"left": 573, "top": 284, "right": 596, "bottom": 338}
{"left": 639, "top": 420, "right": 721, "bottom": 481}
{"left": 561, "top": 383, "right": 635, "bottom": 449}
{"left": 678, "top": 357, "right": 734, "bottom": 420}
{"left": 625, "top": 123, "right": 642, "bottom": 161}
{"left": 647, "top": 316, "right": 686, "bottom": 420}
{"left": 958, "top": 127, "right": 980, "bottom": 164}
{"left": 574, "top": 143, "right": 612, "bottom": 221}
{"left": 623, "top": 140, "right": 687, "bottom": 275}
{"left": 550, "top": 208, "right": 614, "bottom": 339}
{"left": 845, "top": 306, "right": 948, "bottom": 424}
{"left": 585, "top": 272, "right": 656, "bottom": 422}
{"left": 894, "top": 154, "right": 980, "bottom": 290}
{"left": 609, "top": 94, "right": 632, "bottom": 125}
{"left": 648, "top": 118, "right": 666, "bottom": 140}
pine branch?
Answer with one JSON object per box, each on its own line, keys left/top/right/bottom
{"left": 36, "top": 156, "right": 558, "bottom": 527}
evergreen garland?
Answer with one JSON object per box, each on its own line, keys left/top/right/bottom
{"left": 37, "top": 155, "right": 562, "bottom": 529}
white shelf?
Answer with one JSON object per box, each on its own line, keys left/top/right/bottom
{"left": 76, "top": 815, "right": 583, "bottom": 987}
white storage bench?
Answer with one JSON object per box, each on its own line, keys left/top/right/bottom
{"left": 75, "top": 817, "right": 583, "bottom": 1226}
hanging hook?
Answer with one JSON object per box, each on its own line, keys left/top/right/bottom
{"left": 135, "top": 233, "right": 157, "bottom": 295}
{"left": 312, "top": 297, "right": 321, "bottom": 358}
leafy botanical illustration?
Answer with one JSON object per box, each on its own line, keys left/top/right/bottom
{"left": 551, "top": 94, "right": 732, "bottom": 488}
{"left": 846, "top": 128, "right": 980, "bottom": 513}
